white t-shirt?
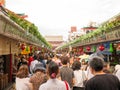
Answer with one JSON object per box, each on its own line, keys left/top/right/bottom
{"left": 16, "top": 77, "right": 30, "bottom": 90}
{"left": 115, "top": 69, "right": 120, "bottom": 81}
{"left": 30, "top": 60, "right": 39, "bottom": 74}
{"left": 74, "top": 70, "right": 87, "bottom": 87}
{"left": 39, "top": 78, "right": 70, "bottom": 90}
{"left": 86, "top": 66, "right": 94, "bottom": 80}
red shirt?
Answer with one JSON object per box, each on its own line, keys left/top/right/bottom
{"left": 28, "top": 56, "right": 34, "bottom": 66}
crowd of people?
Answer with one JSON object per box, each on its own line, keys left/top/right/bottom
{"left": 13, "top": 51, "right": 120, "bottom": 90}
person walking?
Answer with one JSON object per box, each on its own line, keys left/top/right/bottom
{"left": 16, "top": 65, "right": 33, "bottom": 90}
{"left": 114, "top": 64, "right": 120, "bottom": 81}
{"left": 85, "top": 56, "right": 120, "bottom": 90}
{"left": 38, "top": 52, "right": 46, "bottom": 68}
{"left": 72, "top": 60, "right": 87, "bottom": 90}
{"left": 30, "top": 55, "right": 39, "bottom": 74}
{"left": 39, "top": 61, "right": 70, "bottom": 90}
{"left": 59, "top": 56, "right": 75, "bottom": 90}
{"left": 30, "top": 62, "right": 48, "bottom": 90}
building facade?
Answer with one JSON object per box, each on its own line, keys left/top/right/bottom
{"left": 68, "top": 26, "right": 85, "bottom": 41}
{"left": 45, "top": 35, "right": 64, "bottom": 50}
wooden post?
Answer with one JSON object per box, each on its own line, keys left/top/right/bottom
{"left": 9, "top": 41, "right": 12, "bottom": 82}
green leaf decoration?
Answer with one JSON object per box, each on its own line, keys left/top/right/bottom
{"left": 6, "top": 9, "right": 51, "bottom": 49}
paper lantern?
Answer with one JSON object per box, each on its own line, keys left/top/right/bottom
{"left": 38, "top": 47, "right": 41, "bottom": 51}
{"left": 79, "top": 47, "right": 83, "bottom": 52}
{"left": 93, "top": 46, "right": 97, "bottom": 52}
{"left": 104, "top": 42, "right": 110, "bottom": 48}
{"left": 109, "top": 43, "right": 113, "bottom": 52}
{"left": 83, "top": 47, "right": 86, "bottom": 52}
{"left": 73, "top": 48, "right": 76, "bottom": 52}
{"left": 26, "top": 46, "right": 29, "bottom": 51}
{"left": 21, "top": 44, "right": 25, "bottom": 50}
{"left": 34, "top": 47, "right": 37, "bottom": 51}
{"left": 30, "top": 46, "right": 33, "bottom": 51}
{"left": 99, "top": 45, "right": 105, "bottom": 51}
{"left": 86, "top": 46, "right": 91, "bottom": 51}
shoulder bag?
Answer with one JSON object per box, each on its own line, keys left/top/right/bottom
{"left": 64, "top": 81, "right": 69, "bottom": 90}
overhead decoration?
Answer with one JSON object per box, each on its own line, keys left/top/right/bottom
{"left": 99, "top": 44, "right": 105, "bottom": 51}
{"left": 93, "top": 46, "right": 97, "bottom": 52}
{"left": 83, "top": 47, "right": 86, "bottom": 52}
{"left": 86, "top": 46, "right": 91, "bottom": 51}
{"left": 79, "top": 47, "right": 83, "bottom": 52}
{"left": 5, "top": 8, "right": 51, "bottom": 49}
{"left": 55, "top": 13, "right": 120, "bottom": 50}
{"left": 38, "top": 47, "right": 41, "bottom": 51}
{"left": 21, "top": 43, "right": 25, "bottom": 50}
{"left": 73, "top": 48, "right": 77, "bottom": 52}
{"left": 30, "top": 45, "right": 33, "bottom": 51}
{"left": 34, "top": 47, "right": 38, "bottom": 51}
{"left": 21, "top": 47, "right": 30, "bottom": 54}
{"left": 117, "top": 44, "right": 120, "bottom": 50}
{"left": 25, "top": 46, "right": 29, "bottom": 52}
{"left": 104, "top": 42, "right": 110, "bottom": 49}
{"left": 109, "top": 43, "right": 114, "bottom": 53}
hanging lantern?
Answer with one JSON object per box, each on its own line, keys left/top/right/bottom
{"left": 38, "top": 47, "right": 41, "bottom": 51}
{"left": 104, "top": 42, "right": 110, "bottom": 48}
{"left": 116, "top": 43, "right": 120, "bottom": 51}
{"left": 42, "top": 48, "right": 44, "bottom": 52}
{"left": 34, "top": 47, "right": 37, "bottom": 51}
{"left": 109, "top": 43, "right": 113, "bottom": 53}
{"left": 21, "top": 44, "right": 25, "bottom": 50}
{"left": 83, "top": 47, "right": 86, "bottom": 52}
{"left": 79, "top": 47, "right": 83, "bottom": 52}
{"left": 93, "top": 46, "right": 97, "bottom": 52}
{"left": 26, "top": 46, "right": 29, "bottom": 51}
{"left": 73, "top": 48, "right": 76, "bottom": 52}
{"left": 30, "top": 46, "right": 33, "bottom": 51}
{"left": 86, "top": 46, "right": 91, "bottom": 51}
{"left": 113, "top": 43, "right": 117, "bottom": 48}
{"left": 99, "top": 44, "right": 105, "bottom": 51}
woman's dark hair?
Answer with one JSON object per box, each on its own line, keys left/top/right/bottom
{"left": 33, "top": 55, "right": 37, "bottom": 60}
{"left": 46, "top": 60, "right": 52, "bottom": 65}
{"left": 29, "top": 53, "right": 33, "bottom": 56}
{"left": 72, "top": 60, "right": 81, "bottom": 71}
{"left": 47, "top": 61, "right": 59, "bottom": 79}
{"left": 39, "top": 52, "right": 44, "bottom": 60}
{"left": 44, "top": 54, "right": 48, "bottom": 60}
{"left": 89, "top": 57, "right": 104, "bottom": 72}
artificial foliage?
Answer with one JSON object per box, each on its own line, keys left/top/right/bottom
{"left": 56, "top": 13, "right": 120, "bottom": 50}
{"left": 4, "top": 8, "right": 51, "bottom": 49}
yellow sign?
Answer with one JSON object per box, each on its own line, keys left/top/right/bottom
{"left": 21, "top": 46, "right": 30, "bottom": 54}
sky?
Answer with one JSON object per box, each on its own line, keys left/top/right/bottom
{"left": 5, "top": 0, "right": 120, "bottom": 40}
